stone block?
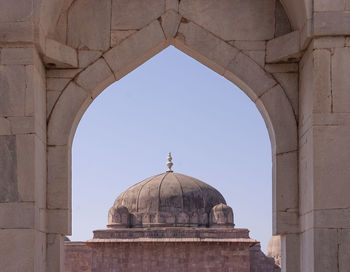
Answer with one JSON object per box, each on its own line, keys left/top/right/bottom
{"left": 0, "top": 65, "right": 26, "bottom": 116}
{"left": 0, "top": 135, "right": 19, "bottom": 202}
{"left": 104, "top": 20, "right": 167, "bottom": 79}
{"left": 273, "top": 151, "right": 298, "bottom": 213}
{"left": 257, "top": 85, "right": 298, "bottom": 154}
{"left": 273, "top": 73, "right": 298, "bottom": 117}
{"left": 275, "top": 0, "right": 292, "bottom": 38}
{"left": 32, "top": 136, "right": 46, "bottom": 208}
{"left": 300, "top": 18, "right": 313, "bottom": 50}
{"left": 314, "top": 11, "right": 350, "bottom": 36}
{"left": 47, "top": 78, "right": 71, "bottom": 92}
{"left": 281, "top": 234, "right": 300, "bottom": 272}
{"left": 225, "top": 52, "right": 275, "bottom": 102}
{"left": 313, "top": 36, "right": 345, "bottom": 48}
{"left": 332, "top": 47, "right": 350, "bottom": 112}
{"left": 8, "top": 116, "right": 35, "bottom": 135}
{"left": 0, "top": 117, "right": 11, "bottom": 135}
{"left": 47, "top": 233, "right": 64, "bottom": 272}
{"left": 179, "top": 0, "right": 275, "bottom": 41}
{"left": 78, "top": 50, "right": 102, "bottom": 68}
{"left": 314, "top": 0, "right": 345, "bottom": 11}
{"left": 68, "top": 0, "right": 111, "bottom": 50}
{"left": 47, "top": 82, "right": 90, "bottom": 146}
{"left": 314, "top": 49, "right": 332, "bottom": 113}
{"left": 0, "top": 229, "right": 35, "bottom": 271}
{"left": 15, "top": 134, "right": 46, "bottom": 203}
{"left": 314, "top": 208, "right": 350, "bottom": 228}
{"left": 46, "top": 69, "right": 82, "bottom": 79}
{"left": 0, "top": 0, "right": 32, "bottom": 22}
{"left": 299, "top": 211, "right": 313, "bottom": 232}
{"left": 111, "top": 0, "right": 165, "bottom": 30}
{"left": 300, "top": 229, "right": 314, "bottom": 272}
{"left": 34, "top": 207, "right": 47, "bottom": 233}
{"left": 176, "top": 22, "right": 238, "bottom": 75}
{"left": 243, "top": 50, "right": 265, "bottom": 67}
{"left": 1, "top": 47, "right": 41, "bottom": 65}
{"left": 230, "top": 40, "right": 266, "bottom": 51}
{"left": 313, "top": 112, "right": 350, "bottom": 126}
{"left": 39, "top": 0, "right": 66, "bottom": 37}
{"left": 299, "top": 47, "right": 313, "bottom": 128}
{"left": 299, "top": 129, "right": 313, "bottom": 215}
{"left": 314, "top": 124, "right": 350, "bottom": 209}
{"left": 166, "top": 0, "right": 179, "bottom": 11}
{"left": 110, "top": 30, "right": 137, "bottom": 47}
{"left": 161, "top": 10, "right": 181, "bottom": 39}
{"left": 273, "top": 210, "right": 299, "bottom": 235}
{"left": 34, "top": 230, "right": 46, "bottom": 272}
{"left": 47, "top": 91, "right": 61, "bottom": 119}
{"left": 0, "top": 21, "right": 34, "bottom": 42}
{"left": 47, "top": 145, "right": 70, "bottom": 210}
{"left": 61, "top": 0, "right": 75, "bottom": 11}
{"left": 314, "top": 228, "right": 338, "bottom": 272}
{"left": 24, "top": 65, "right": 46, "bottom": 134}
{"left": 265, "top": 63, "right": 299, "bottom": 73}
{"left": 47, "top": 209, "right": 71, "bottom": 234}
{"left": 347, "top": 0, "right": 350, "bottom": 10}
{"left": 52, "top": 11, "right": 67, "bottom": 44}
{"left": 76, "top": 58, "right": 115, "bottom": 98}
{"left": 266, "top": 31, "right": 301, "bottom": 63}
{"left": 0, "top": 202, "right": 34, "bottom": 228}
{"left": 44, "top": 38, "right": 78, "bottom": 68}
{"left": 339, "top": 229, "right": 350, "bottom": 271}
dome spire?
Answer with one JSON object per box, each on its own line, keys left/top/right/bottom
{"left": 166, "top": 152, "right": 173, "bottom": 172}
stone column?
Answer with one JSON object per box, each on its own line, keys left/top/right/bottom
{"left": 299, "top": 36, "right": 350, "bottom": 272}
{"left": 0, "top": 46, "right": 47, "bottom": 271}
{"left": 0, "top": 4, "right": 48, "bottom": 271}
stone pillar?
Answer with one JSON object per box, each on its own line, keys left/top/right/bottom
{"left": 0, "top": 46, "right": 47, "bottom": 271}
{"left": 0, "top": 3, "right": 47, "bottom": 270}
{"left": 299, "top": 36, "right": 350, "bottom": 272}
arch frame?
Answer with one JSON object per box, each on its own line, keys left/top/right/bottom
{"left": 47, "top": 17, "right": 299, "bottom": 234}
{"left": 45, "top": 5, "right": 300, "bottom": 272}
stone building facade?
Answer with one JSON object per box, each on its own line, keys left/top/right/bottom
{"left": 64, "top": 165, "right": 280, "bottom": 271}
{"left": 1, "top": 0, "right": 350, "bottom": 271}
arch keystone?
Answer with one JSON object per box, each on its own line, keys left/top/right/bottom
{"left": 161, "top": 10, "right": 182, "bottom": 39}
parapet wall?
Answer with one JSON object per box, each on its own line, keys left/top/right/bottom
{"left": 64, "top": 240, "right": 280, "bottom": 272}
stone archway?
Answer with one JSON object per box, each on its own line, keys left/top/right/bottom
{"left": 4, "top": 0, "right": 350, "bottom": 271}
{"left": 46, "top": 2, "right": 299, "bottom": 270}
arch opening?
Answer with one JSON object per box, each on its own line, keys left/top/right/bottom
{"left": 46, "top": 17, "right": 299, "bottom": 271}
{"left": 70, "top": 46, "right": 273, "bottom": 250}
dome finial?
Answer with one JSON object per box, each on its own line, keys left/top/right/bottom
{"left": 166, "top": 152, "right": 173, "bottom": 172}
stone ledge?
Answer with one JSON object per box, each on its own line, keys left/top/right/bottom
{"left": 91, "top": 227, "right": 251, "bottom": 240}
{"left": 43, "top": 38, "right": 78, "bottom": 68}
{"left": 87, "top": 237, "right": 257, "bottom": 244}
{"left": 266, "top": 31, "right": 301, "bottom": 63}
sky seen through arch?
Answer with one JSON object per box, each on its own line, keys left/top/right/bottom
{"left": 71, "top": 46, "right": 272, "bottom": 251}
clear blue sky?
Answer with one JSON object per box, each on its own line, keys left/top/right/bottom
{"left": 71, "top": 46, "right": 272, "bottom": 251}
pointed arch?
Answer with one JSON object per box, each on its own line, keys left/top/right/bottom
{"left": 47, "top": 18, "right": 298, "bottom": 239}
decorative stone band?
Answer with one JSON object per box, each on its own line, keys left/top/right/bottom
{"left": 108, "top": 205, "right": 235, "bottom": 229}
{"left": 87, "top": 238, "right": 257, "bottom": 244}
{"left": 91, "top": 227, "right": 250, "bottom": 240}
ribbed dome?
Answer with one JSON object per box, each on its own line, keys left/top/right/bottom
{"left": 108, "top": 171, "right": 228, "bottom": 228}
